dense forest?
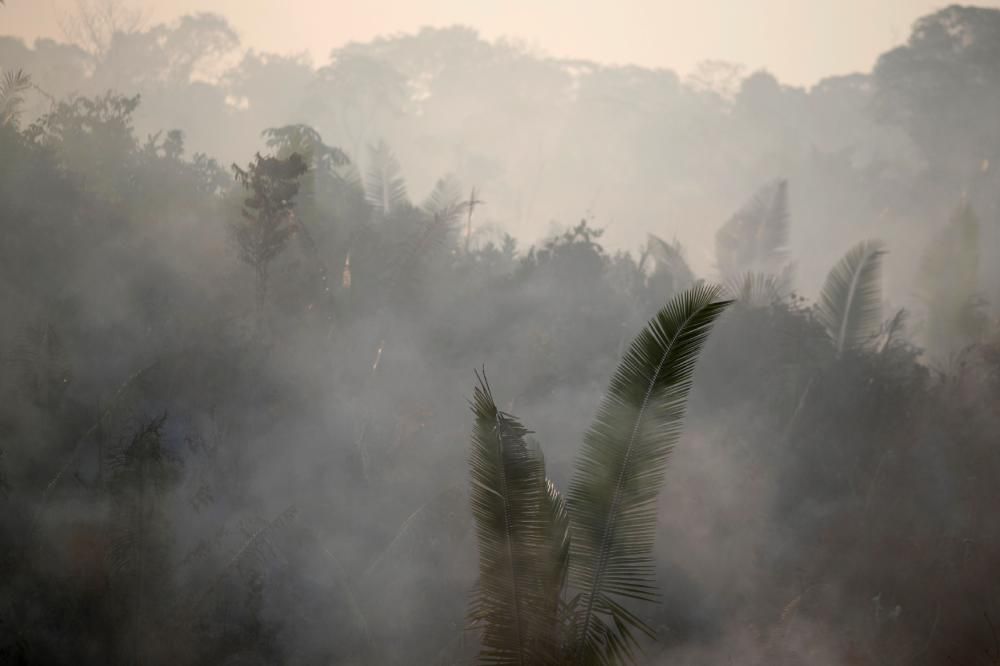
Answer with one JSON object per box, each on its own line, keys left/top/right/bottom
{"left": 1, "top": 3, "right": 1000, "bottom": 665}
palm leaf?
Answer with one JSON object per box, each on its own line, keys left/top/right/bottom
{"left": 0, "top": 68, "right": 32, "bottom": 127}
{"left": 722, "top": 267, "right": 792, "bottom": 307}
{"left": 468, "top": 374, "right": 564, "bottom": 665}
{"left": 567, "top": 284, "right": 731, "bottom": 663}
{"left": 365, "top": 140, "right": 408, "bottom": 216}
{"left": 646, "top": 233, "right": 695, "bottom": 292}
{"left": 423, "top": 174, "right": 465, "bottom": 220}
{"left": 816, "top": 240, "right": 886, "bottom": 354}
{"left": 715, "top": 179, "right": 789, "bottom": 277}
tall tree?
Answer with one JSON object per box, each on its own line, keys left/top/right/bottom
{"left": 231, "top": 152, "right": 308, "bottom": 317}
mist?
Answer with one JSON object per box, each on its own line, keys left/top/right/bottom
{"left": 1, "top": 2, "right": 999, "bottom": 665}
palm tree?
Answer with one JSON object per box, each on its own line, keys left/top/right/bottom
{"left": 467, "top": 284, "right": 731, "bottom": 665}
{"left": 365, "top": 140, "right": 408, "bottom": 217}
{"left": 715, "top": 179, "right": 790, "bottom": 279}
{"left": 0, "top": 69, "right": 32, "bottom": 128}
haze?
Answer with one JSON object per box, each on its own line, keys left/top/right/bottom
{"left": 6, "top": 0, "right": 999, "bottom": 85}
{"left": 2, "top": 2, "right": 1000, "bottom": 665}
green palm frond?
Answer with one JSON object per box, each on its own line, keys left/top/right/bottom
{"left": 0, "top": 68, "right": 32, "bottom": 127}
{"left": 543, "top": 479, "right": 571, "bottom": 597}
{"left": 468, "top": 374, "right": 563, "bottom": 665}
{"left": 365, "top": 140, "right": 408, "bottom": 216}
{"left": 715, "top": 179, "right": 789, "bottom": 277}
{"left": 816, "top": 240, "right": 886, "bottom": 354}
{"left": 567, "top": 284, "right": 731, "bottom": 663}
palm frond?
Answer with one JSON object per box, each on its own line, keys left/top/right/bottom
{"left": 468, "top": 373, "right": 563, "bottom": 665}
{"left": 815, "top": 240, "right": 886, "bottom": 354}
{"left": 0, "top": 68, "right": 32, "bottom": 127}
{"left": 646, "top": 233, "right": 695, "bottom": 292}
{"left": 715, "top": 179, "right": 789, "bottom": 277}
{"left": 365, "top": 140, "right": 408, "bottom": 216}
{"left": 722, "top": 268, "right": 791, "bottom": 307}
{"left": 423, "top": 174, "right": 465, "bottom": 221}
{"left": 567, "top": 284, "right": 731, "bottom": 663}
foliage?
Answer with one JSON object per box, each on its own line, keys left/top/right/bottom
{"left": 815, "top": 239, "right": 886, "bottom": 355}
{"left": 467, "top": 285, "right": 731, "bottom": 664}
{"left": 0, "top": 68, "right": 31, "bottom": 127}
{"left": 231, "top": 151, "right": 308, "bottom": 312}
{"left": 715, "top": 179, "right": 789, "bottom": 279}
{"left": 916, "top": 202, "right": 988, "bottom": 356}
{"left": 365, "top": 140, "right": 408, "bottom": 217}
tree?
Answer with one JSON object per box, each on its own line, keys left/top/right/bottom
{"left": 917, "top": 202, "right": 988, "bottom": 357}
{"left": 231, "top": 152, "right": 308, "bottom": 316}
{"left": 467, "top": 284, "right": 730, "bottom": 664}
{"left": 715, "top": 179, "right": 790, "bottom": 279}
{"left": 0, "top": 69, "right": 31, "bottom": 128}
{"left": 59, "top": 0, "right": 145, "bottom": 64}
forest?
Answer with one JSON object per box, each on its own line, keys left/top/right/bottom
{"left": 1, "top": 2, "right": 999, "bottom": 665}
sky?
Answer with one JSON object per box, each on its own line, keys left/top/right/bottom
{"left": 3, "top": 0, "right": 1000, "bottom": 86}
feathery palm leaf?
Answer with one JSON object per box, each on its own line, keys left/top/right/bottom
{"left": 722, "top": 269, "right": 792, "bottom": 307}
{"left": 567, "top": 284, "right": 731, "bottom": 663}
{"left": 423, "top": 174, "right": 465, "bottom": 220}
{"left": 365, "top": 140, "right": 408, "bottom": 216}
{"left": 468, "top": 374, "right": 564, "bottom": 665}
{"left": 646, "top": 234, "right": 695, "bottom": 291}
{"left": 715, "top": 179, "right": 789, "bottom": 277}
{"left": 0, "top": 68, "right": 32, "bottom": 127}
{"left": 816, "top": 240, "right": 886, "bottom": 354}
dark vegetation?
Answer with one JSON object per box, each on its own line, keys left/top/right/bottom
{"left": 1, "top": 3, "right": 1000, "bottom": 665}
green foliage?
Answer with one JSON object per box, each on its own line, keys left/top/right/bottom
{"left": 231, "top": 151, "right": 308, "bottom": 310}
{"left": 467, "top": 285, "right": 731, "bottom": 664}
{"left": 815, "top": 239, "right": 886, "bottom": 354}
{"left": 567, "top": 284, "right": 730, "bottom": 664}
{"left": 468, "top": 375, "right": 565, "bottom": 665}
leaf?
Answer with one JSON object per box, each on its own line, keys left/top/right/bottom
{"left": 722, "top": 267, "right": 792, "bottom": 307}
{"left": 468, "top": 373, "right": 564, "bottom": 665}
{"left": 365, "top": 140, "right": 408, "bottom": 216}
{"left": 646, "top": 234, "right": 695, "bottom": 293}
{"left": 715, "top": 179, "right": 789, "bottom": 277}
{"left": 816, "top": 240, "right": 886, "bottom": 354}
{"left": 567, "top": 284, "right": 731, "bottom": 663}
{"left": 422, "top": 174, "right": 465, "bottom": 222}
{"left": 0, "top": 68, "right": 32, "bottom": 127}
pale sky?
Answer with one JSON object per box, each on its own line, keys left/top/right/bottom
{"left": 3, "top": 0, "right": 998, "bottom": 85}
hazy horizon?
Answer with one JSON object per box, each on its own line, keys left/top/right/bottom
{"left": 6, "top": 0, "right": 1000, "bottom": 86}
